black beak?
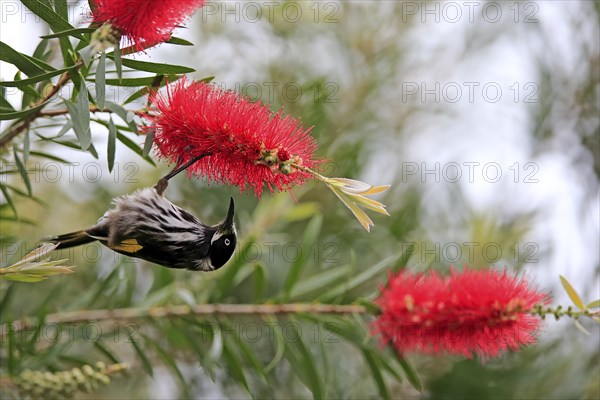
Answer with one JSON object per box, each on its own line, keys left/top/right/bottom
{"left": 221, "top": 197, "right": 235, "bottom": 231}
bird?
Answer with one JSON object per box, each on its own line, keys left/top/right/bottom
{"left": 42, "top": 153, "right": 237, "bottom": 271}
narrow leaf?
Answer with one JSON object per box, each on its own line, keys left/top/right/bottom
{"left": 129, "top": 333, "right": 154, "bottom": 376}
{"left": 288, "top": 323, "right": 325, "bottom": 399}
{"left": 264, "top": 316, "right": 285, "bottom": 373}
{"left": 32, "top": 38, "right": 50, "bottom": 60}
{"left": 107, "top": 118, "right": 116, "bottom": 172}
{"left": 323, "top": 252, "right": 404, "bottom": 300}
{"left": 574, "top": 320, "right": 592, "bottom": 336}
{"left": 106, "top": 53, "right": 195, "bottom": 74}
{"left": 103, "top": 101, "right": 137, "bottom": 132}
{"left": 398, "top": 357, "right": 422, "bottom": 392}
{"left": 586, "top": 299, "right": 600, "bottom": 309}
{"left": 362, "top": 349, "right": 390, "bottom": 400}
{"left": 23, "top": 130, "right": 30, "bottom": 162}
{"left": 0, "top": 101, "right": 48, "bottom": 121}
{"left": 56, "top": 120, "right": 72, "bottom": 137}
{"left": 222, "top": 341, "right": 250, "bottom": 393}
{"left": 166, "top": 36, "right": 194, "bottom": 46}
{"left": 0, "top": 185, "right": 17, "bottom": 216}
{"left": 96, "top": 76, "right": 176, "bottom": 87}
{"left": 12, "top": 146, "right": 31, "bottom": 196}
{"left": 0, "top": 66, "right": 73, "bottom": 88}
{"left": 0, "top": 41, "right": 47, "bottom": 76}
{"left": 113, "top": 41, "right": 122, "bottom": 80}
{"left": 65, "top": 93, "right": 91, "bottom": 151}
{"left": 40, "top": 27, "right": 95, "bottom": 39}
{"left": 94, "top": 340, "right": 121, "bottom": 364}
{"left": 79, "top": 44, "right": 93, "bottom": 67}
{"left": 95, "top": 51, "right": 106, "bottom": 109}
{"left": 0, "top": 87, "right": 15, "bottom": 112}
{"left": 283, "top": 215, "right": 322, "bottom": 297}
{"left": 20, "top": 0, "right": 83, "bottom": 39}
{"left": 142, "top": 129, "right": 154, "bottom": 158}
{"left": 559, "top": 275, "right": 585, "bottom": 311}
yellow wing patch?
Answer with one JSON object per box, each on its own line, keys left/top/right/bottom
{"left": 110, "top": 239, "right": 143, "bottom": 253}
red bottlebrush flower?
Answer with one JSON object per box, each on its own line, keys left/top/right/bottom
{"left": 148, "top": 78, "right": 318, "bottom": 197}
{"left": 91, "top": 0, "right": 205, "bottom": 51}
{"left": 372, "top": 269, "right": 549, "bottom": 358}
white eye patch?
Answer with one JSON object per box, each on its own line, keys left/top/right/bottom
{"left": 224, "top": 239, "right": 231, "bottom": 246}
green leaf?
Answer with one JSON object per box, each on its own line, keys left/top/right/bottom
{"left": 12, "top": 145, "right": 31, "bottom": 196}
{"left": 78, "top": 44, "right": 93, "bottom": 67}
{"left": 0, "top": 66, "right": 73, "bottom": 88}
{"left": 222, "top": 341, "right": 250, "bottom": 393}
{"left": 117, "top": 132, "right": 154, "bottom": 164}
{"left": 1, "top": 273, "right": 46, "bottom": 282}
{"left": 130, "top": 333, "right": 153, "bottom": 376}
{"left": 253, "top": 263, "right": 267, "bottom": 301}
{"left": 32, "top": 38, "right": 50, "bottom": 60}
{"left": 103, "top": 101, "right": 137, "bottom": 132}
{"left": 559, "top": 275, "right": 585, "bottom": 311}
{"left": 0, "top": 285, "right": 15, "bottom": 322}
{"left": 586, "top": 299, "right": 600, "bottom": 309}
{"left": 323, "top": 252, "right": 405, "bottom": 300}
{"left": 0, "top": 185, "right": 17, "bottom": 217}
{"left": 362, "top": 349, "right": 390, "bottom": 400}
{"left": 398, "top": 356, "right": 422, "bottom": 392}
{"left": 0, "top": 100, "right": 48, "bottom": 121}
{"left": 20, "top": 0, "right": 83, "bottom": 39}
{"left": 96, "top": 76, "right": 175, "bottom": 87}
{"left": 107, "top": 118, "right": 116, "bottom": 172}
{"left": 23, "top": 130, "right": 30, "bottom": 162}
{"left": 64, "top": 82, "right": 91, "bottom": 151}
{"left": 142, "top": 129, "right": 154, "bottom": 158}
{"left": 264, "top": 316, "right": 285, "bottom": 373}
{"left": 53, "top": 0, "right": 69, "bottom": 19}
{"left": 288, "top": 264, "right": 353, "bottom": 300}
{"left": 94, "top": 340, "right": 121, "bottom": 364}
{"left": 95, "top": 52, "right": 106, "bottom": 109}
{"left": 283, "top": 215, "right": 322, "bottom": 298}
{"left": 0, "top": 41, "right": 48, "bottom": 76}
{"left": 113, "top": 41, "right": 122, "bottom": 80}
{"left": 106, "top": 54, "right": 195, "bottom": 74}
{"left": 28, "top": 150, "right": 69, "bottom": 163}
{"left": 0, "top": 87, "right": 16, "bottom": 112}
{"left": 285, "top": 322, "right": 325, "bottom": 399}
{"left": 221, "top": 319, "right": 268, "bottom": 383}
{"left": 41, "top": 27, "right": 95, "bottom": 39}
{"left": 123, "top": 75, "right": 184, "bottom": 105}
{"left": 166, "top": 36, "right": 194, "bottom": 46}
{"left": 56, "top": 120, "right": 72, "bottom": 137}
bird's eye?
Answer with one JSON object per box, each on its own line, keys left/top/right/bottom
{"left": 224, "top": 239, "right": 231, "bottom": 246}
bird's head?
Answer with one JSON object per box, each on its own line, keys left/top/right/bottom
{"left": 209, "top": 197, "right": 237, "bottom": 269}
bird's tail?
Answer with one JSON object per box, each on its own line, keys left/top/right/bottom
{"left": 42, "top": 231, "right": 96, "bottom": 249}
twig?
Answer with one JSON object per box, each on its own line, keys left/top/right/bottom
{"left": 0, "top": 303, "right": 368, "bottom": 338}
{"left": 38, "top": 106, "right": 154, "bottom": 118}
{"left": 0, "top": 60, "right": 84, "bottom": 149}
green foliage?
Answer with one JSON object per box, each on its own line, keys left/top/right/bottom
{"left": 0, "top": 243, "right": 74, "bottom": 282}
{"left": 1, "top": 1, "right": 598, "bottom": 399}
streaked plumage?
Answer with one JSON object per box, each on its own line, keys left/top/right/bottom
{"left": 44, "top": 188, "right": 236, "bottom": 271}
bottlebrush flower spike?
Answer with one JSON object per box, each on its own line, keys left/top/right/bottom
{"left": 90, "top": 0, "right": 205, "bottom": 52}
{"left": 372, "top": 269, "right": 549, "bottom": 358}
{"left": 148, "top": 78, "right": 390, "bottom": 231}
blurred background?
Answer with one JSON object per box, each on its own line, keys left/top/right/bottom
{"left": 1, "top": 1, "right": 599, "bottom": 398}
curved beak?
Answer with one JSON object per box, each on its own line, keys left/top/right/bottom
{"left": 221, "top": 197, "right": 235, "bottom": 232}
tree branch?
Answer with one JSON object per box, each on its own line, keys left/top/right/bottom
{"left": 0, "top": 60, "right": 84, "bottom": 149}
{"left": 37, "top": 106, "right": 154, "bottom": 118}
{"left": 0, "top": 303, "right": 368, "bottom": 338}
